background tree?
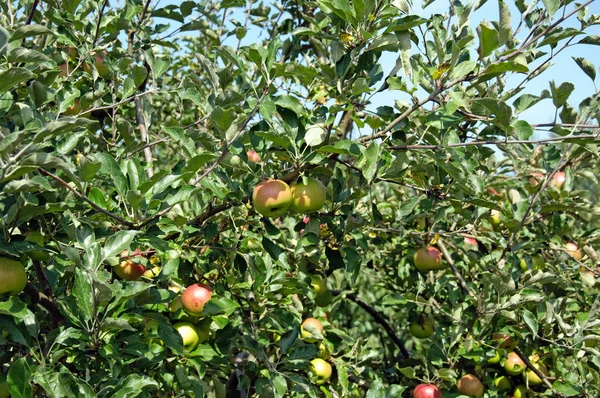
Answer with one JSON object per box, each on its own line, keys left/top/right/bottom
{"left": 1, "top": 0, "right": 600, "bottom": 397}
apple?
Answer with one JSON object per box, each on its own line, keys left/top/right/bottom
{"left": 0, "top": 257, "right": 27, "bottom": 296}
{"left": 114, "top": 249, "right": 146, "bottom": 281}
{"left": 409, "top": 316, "right": 434, "bottom": 339}
{"left": 513, "top": 385, "right": 529, "bottom": 398}
{"left": 143, "top": 266, "right": 161, "bottom": 279}
{"left": 523, "top": 362, "right": 549, "bottom": 386}
{"left": 565, "top": 242, "right": 583, "bottom": 261}
{"left": 464, "top": 237, "right": 478, "bottom": 247}
{"left": 494, "top": 375, "right": 512, "bottom": 391}
{"left": 310, "top": 358, "right": 332, "bottom": 385}
{"left": 84, "top": 51, "right": 109, "bottom": 77}
{"left": 173, "top": 322, "right": 200, "bottom": 351}
{"left": 519, "top": 258, "right": 528, "bottom": 272}
{"left": 414, "top": 247, "right": 443, "bottom": 272}
{"left": 504, "top": 352, "right": 526, "bottom": 375}
{"left": 317, "top": 342, "right": 331, "bottom": 359}
{"left": 457, "top": 374, "right": 484, "bottom": 398}
{"left": 531, "top": 254, "right": 545, "bottom": 270}
{"left": 551, "top": 171, "right": 566, "bottom": 189}
{"left": 64, "top": 99, "right": 82, "bottom": 116}
{"left": 412, "top": 384, "right": 442, "bottom": 398}
{"left": 415, "top": 218, "right": 426, "bottom": 230}
{"left": 493, "top": 333, "right": 517, "bottom": 349}
{"left": 247, "top": 149, "right": 261, "bottom": 163}
{"left": 252, "top": 179, "right": 293, "bottom": 217}
{"left": 290, "top": 177, "right": 327, "bottom": 213}
{"left": 170, "top": 296, "right": 183, "bottom": 312}
{"left": 181, "top": 284, "right": 213, "bottom": 315}
{"left": 310, "top": 274, "right": 327, "bottom": 296}
{"left": 0, "top": 381, "right": 8, "bottom": 398}
{"left": 529, "top": 172, "right": 544, "bottom": 187}
{"left": 301, "top": 317, "right": 324, "bottom": 343}
{"left": 487, "top": 349, "right": 501, "bottom": 364}
{"left": 490, "top": 209, "right": 501, "bottom": 226}
{"left": 58, "top": 62, "right": 69, "bottom": 78}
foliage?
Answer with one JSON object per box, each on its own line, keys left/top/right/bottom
{"left": 1, "top": 0, "right": 600, "bottom": 397}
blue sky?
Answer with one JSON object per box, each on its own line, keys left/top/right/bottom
{"left": 153, "top": 0, "right": 600, "bottom": 130}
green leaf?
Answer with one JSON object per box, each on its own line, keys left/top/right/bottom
{"left": 33, "top": 119, "right": 95, "bottom": 144}
{"left": 471, "top": 98, "right": 512, "bottom": 128}
{"left": 7, "top": 48, "right": 52, "bottom": 64}
{"left": 275, "top": 95, "right": 305, "bottom": 116}
{"left": 101, "top": 230, "right": 139, "bottom": 263}
{"left": 540, "top": 28, "right": 583, "bottom": 47}
{"left": 131, "top": 65, "right": 148, "bottom": 88}
{"left": 9, "top": 25, "right": 54, "bottom": 41}
{"left": 0, "top": 26, "right": 9, "bottom": 54}
{"left": 498, "top": 0, "right": 512, "bottom": 45}
{"left": 522, "top": 308, "right": 538, "bottom": 336}
{"left": 358, "top": 142, "right": 380, "bottom": 183}
{"left": 162, "top": 126, "right": 197, "bottom": 158}
{"left": 513, "top": 120, "right": 533, "bottom": 140}
{"left": 33, "top": 364, "right": 95, "bottom": 397}
{"left": 386, "top": 15, "right": 429, "bottom": 32}
{"left": 579, "top": 35, "right": 600, "bottom": 46}
{"left": 144, "top": 51, "right": 170, "bottom": 78}
{"left": 110, "top": 374, "right": 159, "bottom": 398}
{"left": 572, "top": 57, "right": 596, "bottom": 81}
{"left": 550, "top": 81, "right": 574, "bottom": 108}
{"left": 73, "top": 269, "right": 94, "bottom": 324}
{"left": 0, "top": 68, "right": 35, "bottom": 93}
{"left": 7, "top": 357, "right": 32, "bottom": 398}
{"left": 552, "top": 381, "right": 582, "bottom": 396}
{"left": 94, "top": 153, "right": 128, "bottom": 198}
{"left": 542, "top": 0, "right": 560, "bottom": 18}
{"left": 211, "top": 106, "right": 235, "bottom": 135}
{"left": 477, "top": 23, "right": 499, "bottom": 59}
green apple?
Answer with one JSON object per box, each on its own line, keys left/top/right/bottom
{"left": 310, "top": 358, "right": 332, "bottom": 385}
{"left": 181, "top": 284, "right": 213, "bottom": 315}
{"left": 170, "top": 296, "right": 183, "bottom": 312}
{"left": 513, "top": 385, "right": 529, "bottom": 398}
{"left": 290, "top": 177, "right": 326, "bottom": 213}
{"left": 114, "top": 249, "right": 146, "bottom": 281}
{"left": 317, "top": 342, "right": 331, "bottom": 359}
{"left": 532, "top": 254, "right": 545, "bottom": 270}
{"left": 523, "top": 362, "right": 549, "bottom": 386}
{"left": 252, "top": 179, "right": 293, "bottom": 217}
{"left": 0, "top": 257, "right": 27, "bottom": 296}
{"left": 409, "top": 316, "right": 434, "bottom": 339}
{"left": 414, "top": 247, "right": 443, "bottom": 272}
{"left": 174, "top": 322, "right": 200, "bottom": 351}
{"left": 486, "top": 349, "right": 502, "bottom": 364}
{"left": 0, "top": 381, "right": 8, "bottom": 398}
{"left": 301, "top": 318, "right": 324, "bottom": 343}
{"left": 565, "top": 242, "right": 583, "bottom": 261}
{"left": 504, "top": 352, "right": 526, "bottom": 375}
{"left": 457, "top": 374, "right": 484, "bottom": 398}
{"left": 490, "top": 209, "right": 501, "bottom": 226}
{"left": 494, "top": 375, "right": 512, "bottom": 391}
{"left": 143, "top": 266, "right": 161, "bottom": 279}
{"left": 310, "top": 274, "right": 327, "bottom": 296}
{"left": 493, "top": 333, "right": 517, "bottom": 349}
{"left": 519, "top": 258, "right": 528, "bottom": 272}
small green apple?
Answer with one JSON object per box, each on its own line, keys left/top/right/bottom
{"left": 301, "top": 318, "right": 323, "bottom": 343}
{"left": 513, "top": 385, "right": 529, "bottom": 398}
{"left": 310, "top": 274, "right": 327, "bottom": 296}
{"left": 0, "top": 257, "right": 27, "bottom": 296}
{"left": 486, "top": 349, "right": 502, "bottom": 365}
{"left": 252, "top": 179, "right": 293, "bottom": 217}
{"left": 310, "top": 358, "right": 332, "bottom": 385}
{"left": 494, "top": 375, "right": 512, "bottom": 391}
{"left": 523, "top": 362, "right": 549, "bottom": 386}
{"left": 174, "top": 322, "right": 200, "bottom": 351}
{"left": 409, "top": 316, "right": 434, "bottom": 339}
{"left": 290, "top": 177, "right": 326, "bottom": 213}
{"left": 490, "top": 209, "right": 501, "bottom": 226}
{"left": 532, "top": 254, "right": 545, "bottom": 270}
{"left": 317, "top": 342, "right": 331, "bottom": 359}
{"left": 0, "top": 381, "right": 8, "bottom": 398}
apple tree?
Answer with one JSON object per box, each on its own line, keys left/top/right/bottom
{"left": 1, "top": 0, "right": 600, "bottom": 396}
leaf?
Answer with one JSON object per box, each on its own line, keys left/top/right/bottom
{"left": 386, "top": 15, "right": 429, "bottom": 32}
{"left": 33, "top": 364, "right": 95, "bottom": 397}
{"left": 73, "top": 269, "right": 94, "bottom": 324}
{"left": 304, "top": 124, "right": 326, "bottom": 147}
{"left": 9, "top": 25, "right": 54, "bottom": 41}
{"left": 522, "top": 309, "right": 538, "bottom": 336}
{"left": 572, "top": 57, "right": 596, "bottom": 81}
{"left": 357, "top": 142, "right": 380, "bottom": 183}
{"left": 513, "top": 120, "right": 533, "bottom": 140}
{"left": 579, "top": 35, "right": 600, "bottom": 46}
{"left": 100, "top": 317, "right": 136, "bottom": 332}
{"left": 0, "top": 26, "right": 9, "bottom": 54}
{"left": 498, "top": 0, "right": 512, "bottom": 45}
{"left": 275, "top": 95, "right": 305, "bottom": 116}
{"left": 552, "top": 381, "right": 582, "bottom": 396}
{"left": 7, "top": 357, "right": 32, "bottom": 398}
{"left": 162, "top": 126, "right": 197, "bottom": 158}
{"left": 477, "top": 23, "right": 499, "bottom": 59}
{"left": 7, "top": 48, "right": 52, "bottom": 64}
{"left": 0, "top": 68, "right": 35, "bottom": 93}
{"left": 542, "top": 0, "right": 560, "bottom": 18}
{"left": 550, "top": 81, "right": 574, "bottom": 108}
{"left": 471, "top": 98, "right": 512, "bottom": 128}
{"left": 101, "top": 230, "right": 139, "bottom": 263}
{"left": 94, "top": 153, "right": 128, "bottom": 198}
{"left": 110, "top": 374, "right": 159, "bottom": 398}
{"left": 33, "top": 118, "right": 95, "bottom": 143}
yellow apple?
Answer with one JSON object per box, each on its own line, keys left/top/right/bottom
{"left": 301, "top": 317, "right": 323, "bottom": 343}
{"left": 290, "top": 177, "right": 327, "bottom": 213}
{"left": 310, "top": 358, "right": 332, "bottom": 385}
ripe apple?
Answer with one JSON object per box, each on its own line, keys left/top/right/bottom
{"left": 301, "top": 317, "right": 324, "bottom": 343}
{"left": 143, "top": 266, "right": 161, "bottom": 279}
{"left": 290, "top": 177, "right": 327, "bottom": 213}
{"left": 181, "top": 284, "right": 213, "bottom": 315}
{"left": 252, "top": 179, "right": 293, "bottom": 217}
{"left": 173, "top": 322, "right": 200, "bottom": 351}
{"left": 414, "top": 247, "right": 443, "bottom": 272}
{"left": 412, "top": 384, "right": 442, "bottom": 398}
{"left": 523, "top": 362, "right": 549, "bottom": 386}
{"left": 551, "top": 171, "right": 566, "bottom": 189}
{"left": 247, "top": 149, "right": 261, "bottom": 163}
{"left": 565, "top": 242, "right": 583, "bottom": 261}
{"left": 310, "top": 274, "right": 327, "bottom": 296}
{"left": 493, "top": 333, "right": 517, "bottom": 349}
{"left": 0, "top": 257, "right": 27, "bottom": 296}
{"left": 114, "top": 249, "right": 146, "bottom": 281}
{"left": 310, "top": 358, "right": 332, "bottom": 385}
{"left": 504, "top": 352, "right": 526, "bottom": 375}
{"left": 457, "top": 374, "right": 484, "bottom": 398}
{"left": 513, "top": 385, "right": 529, "bottom": 398}
{"left": 409, "top": 316, "right": 434, "bottom": 339}
{"left": 464, "top": 237, "right": 478, "bottom": 247}
{"left": 494, "top": 375, "right": 512, "bottom": 391}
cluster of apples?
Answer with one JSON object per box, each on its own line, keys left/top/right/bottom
{"left": 114, "top": 249, "right": 161, "bottom": 281}
{"left": 169, "top": 284, "right": 214, "bottom": 351}
{"left": 300, "top": 317, "right": 334, "bottom": 385}
{"left": 252, "top": 177, "right": 326, "bottom": 217}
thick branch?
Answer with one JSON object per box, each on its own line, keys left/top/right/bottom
{"left": 514, "top": 348, "right": 553, "bottom": 389}
{"left": 32, "top": 260, "right": 52, "bottom": 299}
{"left": 331, "top": 289, "right": 409, "bottom": 359}
{"left": 39, "top": 168, "right": 134, "bottom": 227}
{"left": 25, "top": 0, "right": 39, "bottom": 25}
{"left": 23, "top": 283, "right": 65, "bottom": 325}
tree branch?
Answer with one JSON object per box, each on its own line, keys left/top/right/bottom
{"left": 32, "top": 260, "right": 52, "bottom": 299}
{"left": 38, "top": 168, "right": 134, "bottom": 228}
{"left": 25, "top": 0, "right": 39, "bottom": 25}
{"left": 23, "top": 283, "right": 65, "bottom": 325}
{"left": 331, "top": 289, "right": 409, "bottom": 359}
{"left": 436, "top": 239, "right": 475, "bottom": 298}
{"left": 514, "top": 348, "right": 553, "bottom": 390}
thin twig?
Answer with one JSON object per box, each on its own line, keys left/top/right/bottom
{"left": 436, "top": 239, "right": 475, "bottom": 298}
{"left": 331, "top": 289, "right": 410, "bottom": 359}
{"left": 38, "top": 168, "right": 134, "bottom": 227}
{"left": 514, "top": 348, "right": 553, "bottom": 389}
{"left": 92, "top": 0, "right": 109, "bottom": 46}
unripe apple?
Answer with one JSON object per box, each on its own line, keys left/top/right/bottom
{"left": 523, "top": 362, "right": 549, "bottom": 386}
{"left": 0, "top": 381, "right": 8, "bottom": 398}
{"left": 513, "top": 385, "right": 529, "bottom": 398}
{"left": 551, "top": 171, "right": 566, "bottom": 189}
{"left": 504, "top": 352, "right": 526, "bottom": 375}
{"left": 169, "top": 296, "right": 183, "bottom": 312}
{"left": 247, "top": 149, "right": 261, "bottom": 163}
{"left": 0, "top": 257, "right": 27, "bottom": 296}
{"left": 494, "top": 375, "right": 512, "bottom": 391}
{"left": 115, "top": 249, "right": 146, "bottom": 281}
{"left": 409, "top": 316, "right": 434, "bottom": 339}
{"left": 173, "top": 322, "right": 200, "bottom": 351}
{"left": 317, "top": 342, "right": 331, "bottom": 359}
{"left": 181, "top": 284, "right": 213, "bottom": 315}
{"left": 252, "top": 179, "right": 293, "bottom": 217}
{"left": 531, "top": 254, "right": 545, "bottom": 270}
{"left": 492, "top": 333, "right": 517, "bottom": 349}
{"left": 565, "top": 242, "right": 583, "bottom": 261}
{"left": 143, "top": 266, "right": 161, "bottom": 279}
{"left": 412, "top": 384, "right": 442, "bottom": 398}
{"left": 301, "top": 317, "right": 323, "bottom": 343}
{"left": 310, "top": 358, "right": 332, "bottom": 385}
{"left": 490, "top": 209, "right": 501, "bottom": 226}
{"left": 64, "top": 99, "right": 82, "bottom": 116}
{"left": 487, "top": 349, "right": 502, "bottom": 364}
{"left": 414, "top": 247, "right": 443, "bottom": 272}
{"left": 457, "top": 374, "right": 484, "bottom": 398}
{"left": 84, "top": 51, "right": 109, "bottom": 77}
{"left": 290, "top": 177, "right": 327, "bottom": 213}
{"left": 310, "top": 274, "right": 327, "bottom": 296}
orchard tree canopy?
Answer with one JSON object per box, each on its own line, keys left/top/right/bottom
{"left": 1, "top": 0, "right": 600, "bottom": 397}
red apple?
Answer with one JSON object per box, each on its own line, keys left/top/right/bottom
{"left": 247, "top": 149, "right": 261, "bottom": 163}
{"left": 552, "top": 171, "right": 566, "bottom": 189}
{"left": 181, "top": 284, "right": 213, "bottom": 315}
{"left": 464, "top": 237, "right": 478, "bottom": 246}
{"left": 413, "top": 384, "right": 442, "bottom": 398}
{"left": 565, "top": 242, "right": 583, "bottom": 261}
{"left": 414, "top": 247, "right": 443, "bottom": 272}
{"left": 114, "top": 249, "right": 146, "bottom": 281}
{"left": 504, "top": 352, "right": 526, "bottom": 375}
